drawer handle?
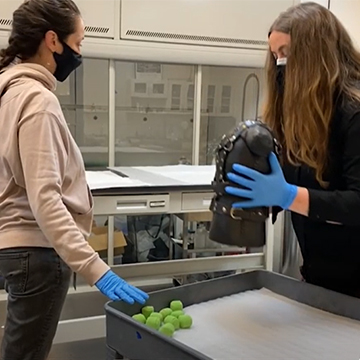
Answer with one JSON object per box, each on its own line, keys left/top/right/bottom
{"left": 116, "top": 201, "right": 147, "bottom": 210}
{"left": 149, "top": 200, "right": 166, "bottom": 208}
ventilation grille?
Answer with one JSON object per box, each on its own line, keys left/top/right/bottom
{"left": 0, "top": 20, "right": 110, "bottom": 35}
{"left": 85, "top": 26, "right": 110, "bottom": 34}
{"left": 126, "top": 30, "right": 267, "bottom": 46}
{"left": 0, "top": 19, "right": 12, "bottom": 27}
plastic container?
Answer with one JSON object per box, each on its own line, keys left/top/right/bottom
{"left": 105, "top": 270, "right": 360, "bottom": 360}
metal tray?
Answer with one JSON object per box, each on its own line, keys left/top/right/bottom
{"left": 105, "top": 270, "right": 360, "bottom": 360}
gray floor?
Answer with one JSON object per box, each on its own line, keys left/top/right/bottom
{"left": 0, "top": 335, "right": 107, "bottom": 360}
{"left": 49, "top": 338, "right": 107, "bottom": 360}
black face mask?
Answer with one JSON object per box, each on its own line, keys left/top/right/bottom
{"left": 53, "top": 41, "right": 83, "bottom": 82}
{"left": 276, "top": 58, "right": 287, "bottom": 95}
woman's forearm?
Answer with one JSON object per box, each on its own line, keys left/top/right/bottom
{"left": 288, "top": 187, "right": 310, "bottom": 216}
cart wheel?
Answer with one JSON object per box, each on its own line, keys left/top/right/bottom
{"left": 106, "top": 345, "right": 124, "bottom": 360}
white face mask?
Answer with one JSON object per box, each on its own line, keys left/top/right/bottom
{"left": 276, "top": 57, "right": 287, "bottom": 66}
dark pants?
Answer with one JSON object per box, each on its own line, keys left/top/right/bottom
{"left": 0, "top": 247, "right": 71, "bottom": 360}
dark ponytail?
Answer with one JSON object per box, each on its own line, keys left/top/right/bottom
{"left": 0, "top": 41, "right": 18, "bottom": 70}
{"left": 0, "top": 0, "right": 81, "bottom": 72}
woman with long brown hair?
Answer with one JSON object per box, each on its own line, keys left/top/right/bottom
{"left": 226, "top": 2, "right": 360, "bottom": 297}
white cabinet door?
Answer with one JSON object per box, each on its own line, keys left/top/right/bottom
{"left": 74, "top": 0, "right": 117, "bottom": 39}
{"left": 329, "top": 0, "right": 360, "bottom": 49}
{"left": 0, "top": 0, "right": 117, "bottom": 39}
{"left": 0, "top": 0, "right": 23, "bottom": 33}
{"left": 121, "top": 0, "right": 297, "bottom": 49}
{"left": 301, "top": 0, "right": 329, "bottom": 7}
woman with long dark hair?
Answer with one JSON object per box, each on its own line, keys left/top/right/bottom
{"left": 0, "top": 1, "right": 148, "bottom": 359}
{"left": 226, "top": 2, "right": 360, "bottom": 297}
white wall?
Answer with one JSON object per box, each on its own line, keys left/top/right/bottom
{"left": 329, "top": 0, "right": 360, "bottom": 49}
{"left": 300, "top": 0, "right": 329, "bottom": 7}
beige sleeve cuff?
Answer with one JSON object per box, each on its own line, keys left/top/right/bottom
{"left": 79, "top": 255, "right": 111, "bottom": 286}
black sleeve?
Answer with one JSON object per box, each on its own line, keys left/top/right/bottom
{"left": 308, "top": 112, "right": 360, "bottom": 225}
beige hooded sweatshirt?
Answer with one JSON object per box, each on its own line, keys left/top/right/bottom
{"left": 0, "top": 63, "right": 110, "bottom": 285}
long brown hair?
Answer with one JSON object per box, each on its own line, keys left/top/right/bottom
{"left": 263, "top": 2, "right": 360, "bottom": 186}
{"left": 0, "top": 0, "right": 80, "bottom": 71}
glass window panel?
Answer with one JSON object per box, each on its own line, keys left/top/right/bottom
{"left": 134, "top": 83, "right": 147, "bottom": 94}
{"left": 153, "top": 83, "right": 165, "bottom": 94}
{"left": 136, "top": 63, "right": 162, "bottom": 77}
{"left": 207, "top": 85, "right": 216, "bottom": 113}
{"left": 76, "top": 59, "right": 109, "bottom": 169}
{"left": 171, "top": 98, "right": 181, "bottom": 110}
{"left": 222, "top": 85, "right": 232, "bottom": 98}
{"left": 200, "top": 66, "right": 265, "bottom": 165}
{"left": 187, "top": 84, "right": 194, "bottom": 110}
{"left": 55, "top": 58, "right": 110, "bottom": 169}
{"left": 115, "top": 62, "right": 195, "bottom": 166}
{"left": 55, "top": 59, "right": 109, "bottom": 169}
{"left": 187, "top": 84, "right": 194, "bottom": 98}
{"left": 208, "top": 85, "right": 216, "bottom": 98}
{"left": 55, "top": 75, "right": 76, "bottom": 140}
{"left": 172, "top": 84, "right": 181, "bottom": 97}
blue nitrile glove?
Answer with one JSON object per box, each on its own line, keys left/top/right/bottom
{"left": 225, "top": 152, "right": 298, "bottom": 210}
{"left": 95, "top": 270, "right": 149, "bottom": 304}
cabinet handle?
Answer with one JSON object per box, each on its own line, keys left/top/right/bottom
{"left": 149, "top": 200, "right": 166, "bottom": 208}
{"left": 116, "top": 201, "right": 147, "bottom": 210}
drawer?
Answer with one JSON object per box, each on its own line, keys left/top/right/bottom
{"left": 93, "top": 194, "right": 170, "bottom": 216}
{"left": 181, "top": 192, "right": 214, "bottom": 211}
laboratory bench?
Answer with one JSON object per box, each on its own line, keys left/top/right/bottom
{"left": 0, "top": 164, "right": 284, "bottom": 352}
{"left": 48, "top": 164, "right": 281, "bottom": 347}
{"left": 86, "top": 164, "right": 282, "bottom": 274}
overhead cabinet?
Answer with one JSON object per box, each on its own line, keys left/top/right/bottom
{"left": 0, "top": 0, "right": 23, "bottom": 33}
{"left": 74, "top": 0, "right": 117, "bottom": 39}
{"left": 120, "top": 0, "right": 297, "bottom": 49}
{"left": 0, "top": 0, "right": 117, "bottom": 39}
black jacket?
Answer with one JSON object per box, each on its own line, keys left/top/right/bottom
{"left": 279, "top": 95, "right": 360, "bottom": 296}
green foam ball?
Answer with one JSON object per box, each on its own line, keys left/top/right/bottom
{"left": 170, "top": 300, "right": 183, "bottom": 311}
{"left": 179, "top": 314, "right": 193, "bottom": 329}
{"left": 172, "top": 310, "right": 184, "bottom": 318}
{"left": 160, "top": 307, "right": 172, "bottom": 319}
{"left": 164, "top": 315, "right": 180, "bottom": 330}
{"left": 150, "top": 312, "right": 163, "bottom": 322}
{"left": 132, "top": 313, "right": 146, "bottom": 324}
{"left": 142, "top": 306, "right": 154, "bottom": 318}
{"left": 159, "top": 323, "right": 175, "bottom": 337}
{"left": 146, "top": 316, "right": 161, "bottom": 330}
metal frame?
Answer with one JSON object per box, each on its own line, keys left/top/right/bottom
{"left": 51, "top": 250, "right": 266, "bottom": 344}
{"left": 192, "top": 65, "right": 202, "bottom": 165}
{"left": 107, "top": 59, "right": 116, "bottom": 265}
{"left": 86, "top": 185, "right": 280, "bottom": 282}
